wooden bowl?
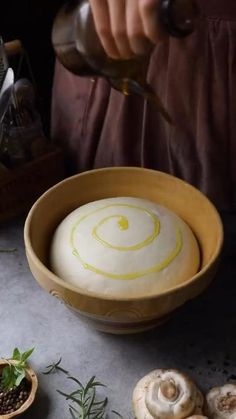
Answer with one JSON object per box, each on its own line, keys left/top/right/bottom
{"left": 24, "top": 167, "right": 223, "bottom": 334}
{"left": 0, "top": 360, "right": 38, "bottom": 418}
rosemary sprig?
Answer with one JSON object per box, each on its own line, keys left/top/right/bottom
{"left": 42, "top": 357, "right": 69, "bottom": 375}
{"left": 0, "top": 248, "right": 17, "bottom": 253}
{"left": 43, "top": 357, "right": 125, "bottom": 419}
{"left": 57, "top": 375, "right": 108, "bottom": 419}
{"left": 111, "top": 411, "right": 125, "bottom": 419}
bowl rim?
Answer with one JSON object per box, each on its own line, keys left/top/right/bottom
{"left": 24, "top": 166, "right": 224, "bottom": 302}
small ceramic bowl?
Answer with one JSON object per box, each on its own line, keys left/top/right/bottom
{"left": 0, "top": 360, "right": 38, "bottom": 418}
{"left": 24, "top": 167, "right": 223, "bottom": 334}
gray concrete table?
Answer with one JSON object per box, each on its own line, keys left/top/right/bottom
{"left": 0, "top": 213, "right": 236, "bottom": 419}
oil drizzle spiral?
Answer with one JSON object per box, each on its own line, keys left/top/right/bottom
{"left": 70, "top": 203, "right": 182, "bottom": 280}
{"left": 92, "top": 211, "right": 160, "bottom": 251}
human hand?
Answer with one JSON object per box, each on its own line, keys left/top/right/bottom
{"left": 88, "top": 0, "right": 164, "bottom": 59}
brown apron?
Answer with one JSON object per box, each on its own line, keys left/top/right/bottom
{"left": 51, "top": 0, "right": 236, "bottom": 211}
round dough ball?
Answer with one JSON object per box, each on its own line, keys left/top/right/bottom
{"left": 50, "top": 197, "right": 200, "bottom": 298}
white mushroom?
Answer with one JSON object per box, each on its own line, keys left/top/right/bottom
{"left": 132, "top": 369, "right": 204, "bottom": 419}
{"left": 206, "top": 384, "right": 236, "bottom": 419}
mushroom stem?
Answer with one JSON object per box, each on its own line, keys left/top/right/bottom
{"left": 217, "top": 395, "right": 236, "bottom": 412}
{"left": 160, "top": 380, "right": 179, "bottom": 401}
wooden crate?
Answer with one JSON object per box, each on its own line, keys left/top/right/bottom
{"left": 0, "top": 147, "right": 65, "bottom": 223}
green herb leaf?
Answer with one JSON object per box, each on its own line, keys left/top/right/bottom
{"left": 21, "top": 347, "right": 34, "bottom": 362}
{"left": 1, "top": 365, "right": 15, "bottom": 390}
{"left": 43, "top": 357, "right": 69, "bottom": 375}
{"left": 85, "top": 387, "right": 96, "bottom": 417}
{"left": 111, "top": 411, "right": 125, "bottom": 419}
{"left": 0, "top": 248, "right": 17, "bottom": 253}
{"left": 15, "top": 371, "right": 26, "bottom": 387}
{"left": 67, "top": 376, "right": 84, "bottom": 389}
{"left": 0, "top": 347, "right": 34, "bottom": 391}
{"left": 12, "top": 348, "right": 21, "bottom": 360}
{"left": 69, "top": 405, "right": 80, "bottom": 419}
{"left": 14, "top": 367, "right": 24, "bottom": 376}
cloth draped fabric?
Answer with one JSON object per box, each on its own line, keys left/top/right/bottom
{"left": 51, "top": 0, "right": 236, "bottom": 211}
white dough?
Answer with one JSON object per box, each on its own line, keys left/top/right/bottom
{"left": 50, "top": 197, "right": 200, "bottom": 298}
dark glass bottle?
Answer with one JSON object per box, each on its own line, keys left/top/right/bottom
{"left": 52, "top": 0, "right": 198, "bottom": 123}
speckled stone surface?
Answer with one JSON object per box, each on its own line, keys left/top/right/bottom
{"left": 0, "top": 213, "right": 236, "bottom": 419}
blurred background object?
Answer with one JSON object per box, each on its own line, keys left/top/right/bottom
{"left": 0, "top": 18, "right": 65, "bottom": 222}
{"left": 0, "top": 40, "right": 50, "bottom": 169}
{"left": 0, "top": 0, "right": 64, "bottom": 134}
{"left": 0, "top": 37, "right": 8, "bottom": 91}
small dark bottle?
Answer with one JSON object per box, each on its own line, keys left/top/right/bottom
{"left": 52, "top": 0, "right": 199, "bottom": 123}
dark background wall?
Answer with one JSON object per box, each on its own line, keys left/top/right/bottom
{"left": 0, "top": 1, "right": 65, "bottom": 134}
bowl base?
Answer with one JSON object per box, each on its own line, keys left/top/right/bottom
{"left": 69, "top": 308, "right": 171, "bottom": 334}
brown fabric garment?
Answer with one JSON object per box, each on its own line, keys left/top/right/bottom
{"left": 51, "top": 0, "right": 236, "bottom": 211}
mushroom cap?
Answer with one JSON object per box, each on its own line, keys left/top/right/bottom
{"left": 132, "top": 369, "right": 204, "bottom": 419}
{"left": 206, "top": 384, "right": 236, "bottom": 419}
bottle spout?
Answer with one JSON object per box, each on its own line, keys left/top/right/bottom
{"left": 110, "top": 78, "right": 173, "bottom": 125}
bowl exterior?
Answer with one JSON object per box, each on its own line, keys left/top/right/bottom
{"left": 25, "top": 250, "right": 221, "bottom": 334}
{"left": 24, "top": 167, "right": 224, "bottom": 334}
